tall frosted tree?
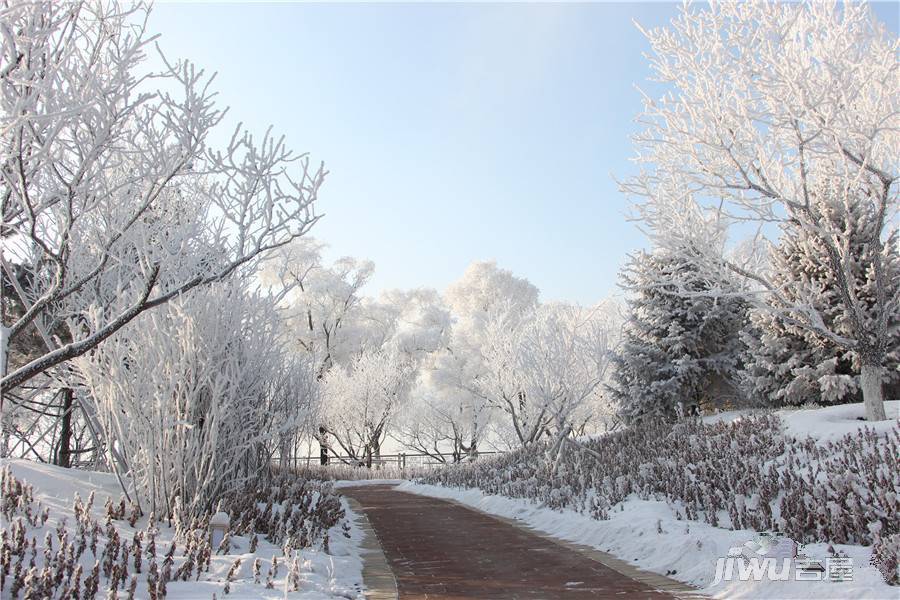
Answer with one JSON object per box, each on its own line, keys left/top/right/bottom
{"left": 610, "top": 248, "right": 747, "bottom": 421}
{"left": 622, "top": 1, "right": 898, "bottom": 420}
{"left": 426, "top": 261, "right": 540, "bottom": 455}
{"left": 742, "top": 188, "right": 900, "bottom": 406}
{"left": 1, "top": 0, "right": 324, "bottom": 464}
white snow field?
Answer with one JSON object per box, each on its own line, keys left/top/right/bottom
{"left": 2, "top": 459, "right": 366, "bottom": 599}
{"left": 399, "top": 401, "right": 899, "bottom": 600}
{"left": 702, "top": 401, "right": 899, "bottom": 443}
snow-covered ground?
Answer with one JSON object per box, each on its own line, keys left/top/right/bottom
{"left": 399, "top": 402, "right": 899, "bottom": 600}
{"left": 702, "top": 400, "right": 899, "bottom": 443}
{"left": 2, "top": 459, "right": 366, "bottom": 599}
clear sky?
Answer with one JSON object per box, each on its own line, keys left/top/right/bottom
{"left": 151, "top": 1, "right": 899, "bottom": 306}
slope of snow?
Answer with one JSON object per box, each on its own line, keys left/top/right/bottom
{"left": 3, "top": 459, "right": 366, "bottom": 599}
{"left": 701, "top": 400, "right": 899, "bottom": 444}
{"left": 777, "top": 400, "right": 899, "bottom": 443}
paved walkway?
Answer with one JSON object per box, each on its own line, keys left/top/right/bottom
{"left": 341, "top": 484, "right": 680, "bottom": 600}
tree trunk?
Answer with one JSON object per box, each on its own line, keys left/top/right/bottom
{"left": 0, "top": 324, "right": 8, "bottom": 377}
{"left": 318, "top": 426, "right": 329, "bottom": 465}
{"left": 56, "top": 388, "right": 73, "bottom": 468}
{"left": 369, "top": 438, "right": 380, "bottom": 469}
{"left": 0, "top": 325, "right": 8, "bottom": 414}
{"left": 860, "top": 362, "right": 888, "bottom": 421}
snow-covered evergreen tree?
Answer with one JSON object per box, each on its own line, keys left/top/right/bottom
{"left": 610, "top": 247, "right": 747, "bottom": 421}
{"left": 742, "top": 189, "right": 900, "bottom": 406}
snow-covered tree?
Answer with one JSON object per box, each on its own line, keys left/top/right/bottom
{"left": 1, "top": 0, "right": 323, "bottom": 399}
{"left": 517, "top": 302, "right": 620, "bottom": 448}
{"left": 623, "top": 1, "right": 899, "bottom": 420}
{"left": 355, "top": 289, "right": 466, "bottom": 461}
{"left": 264, "top": 246, "right": 454, "bottom": 463}
{"left": 610, "top": 247, "right": 747, "bottom": 421}
{"left": 567, "top": 298, "right": 625, "bottom": 437}
{"left": 357, "top": 288, "right": 451, "bottom": 361}
{"left": 363, "top": 290, "right": 468, "bottom": 460}
{"left": 477, "top": 301, "right": 620, "bottom": 449}
{"left": 412, "top": 324, "right": 495, "bottom": 457}
{"left": 444, "top": 261, "right": 539, "bottom": 322}
{"left": 392, "top": 376, "right": 479, "bottom": 463}
{"left": 320, "top": 348, "right": 413, "bottom": 467}
{"left": 262, "top": 239, "right": 373, "bottom": 378}
{"left": 410, "top": 262, "right": 539, "bottom": 456}
{"left": 474, "top": 306, "right": 546, "bottom": 448}
{"left": 742, "top": 189, "right": 900, "bottom": 406}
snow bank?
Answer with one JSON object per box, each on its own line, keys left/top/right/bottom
{"left": 777, "top": 400, "right": 899, "bottom": 443}
{"left": 701, "top": 400, "right": 900, "bottom": 444}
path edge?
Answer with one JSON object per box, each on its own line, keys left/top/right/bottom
{"left": 411, "top": 490, "right": 707, "bottom": 600}
{"left": 345, "top": 496, "right": 399, "bottom": 600}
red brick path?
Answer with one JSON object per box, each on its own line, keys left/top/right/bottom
{"left": 341, "top": 485, "right": 676, "bottom": 599}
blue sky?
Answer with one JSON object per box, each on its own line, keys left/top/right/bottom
{"left": 151, "top": 2, "right": 899, "bottom": 305}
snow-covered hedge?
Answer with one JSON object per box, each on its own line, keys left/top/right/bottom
{"left": 418, "top": 415, "right": 899, "bottom": 549}
{"left": 289, "top": 463, "right": 405, "bottom": 481}
{"left": 216, "top": 473, "right": 346, "bottom": 554}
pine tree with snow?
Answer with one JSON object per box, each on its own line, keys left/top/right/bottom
{"left": 610, "top": 246, "right": 747, "bottom": 421}
{"left": 741, "top": 188, "right": 900, "bottom": 407}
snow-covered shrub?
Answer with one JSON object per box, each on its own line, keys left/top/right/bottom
{"left": 1, "top": 468, "right": 151, "bottom": 600}
{"left": 419, "top": 416, "right": 899, "bottom": 546}
{"left": 74, "top": 281, "right": 318, "bottom": 521}
{"left": 1, "top": 466, "right": 45, "bottom": 527}
{"left": 290, "top": 463, "right": 407, "bottom": 481}
{"left": 221, "top": 472, "right": 345, "bottom": 553}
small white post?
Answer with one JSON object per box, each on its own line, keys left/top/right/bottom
{"left": 210, "top": 511, "right": 230, "bottom": 549}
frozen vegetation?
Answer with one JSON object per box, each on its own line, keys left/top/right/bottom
{"left": 1, "top": 460, "right": 365, "bottom": 599}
